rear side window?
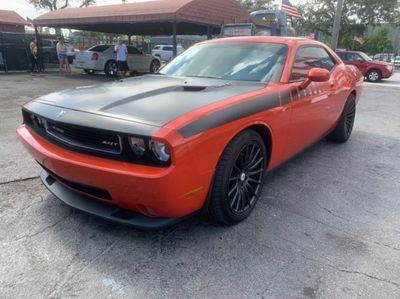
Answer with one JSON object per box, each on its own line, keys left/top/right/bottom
{"left": 163, "top": 46, "right": 173, "bottom": 51}
{"left": 346, "top": 53, "right": 363, "bottom": 62}
{"left": 290, "top": 46, "right": 336, "bottom": 81}
{"left": 153, "top": 46, "right": 160, "bottom": 50}
{"left": 128, "top": 47, "right": 142, "bottom": 55}
{"left": 336, "top": 52, "right": 346, "bottom": 60}
{"left": 88, "top": 45, "right": 110, "bottom": 52}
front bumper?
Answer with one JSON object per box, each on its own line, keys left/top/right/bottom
{"left": 40, "top": 170, "right": 182, "bottom": 229}
{"left": 17, "top": 124, "right": 212, "bottom": 219}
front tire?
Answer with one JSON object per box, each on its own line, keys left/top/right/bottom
{"left": 208, "top": 130, "right": 267, "bottom": 225}
{"left": 366, "top": 69, "right": 382, "bottom": 82}
{"left": 326, "top": 94, "right": 356, "bottom": 143}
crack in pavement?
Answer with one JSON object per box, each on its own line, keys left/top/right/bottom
{"left": 10, "top": 211, "right": 73, "bottom": 243}
{"left": 0, "top": 176, "right": 39, "bottom": 186}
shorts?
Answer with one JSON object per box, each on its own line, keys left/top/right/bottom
{"left": 117, "top": 60, "right": 129, "bottom": 72}
{"left": 58, "top": 54, "right": 67, "bottom": 61}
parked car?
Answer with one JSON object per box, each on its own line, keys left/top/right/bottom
{"left": 151, "top": 44, "right": 184, "bottom": 61}
{"left": 75, "top": 44, "right": 161, "bottom": 76}
{"left": 373, "top": 53, "right": 395, "bottom": 63}
{"left": 18, "top": 37, "right": 363, "bottom": 228}
{"left": 394, "top": 56, "right": 400, "bottom": 69}
{"left": 336, "top": 50, "right": 394, "bottom": 82}
{"left": 40, "top": 39, "right": 75, "bottom": 64}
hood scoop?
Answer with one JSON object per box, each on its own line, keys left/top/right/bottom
{"left": 182, "top": 86, "right": 207, "bottom": 92}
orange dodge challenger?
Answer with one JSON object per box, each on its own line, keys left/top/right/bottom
{"left": 18, "top": 37, "right": 363, "bottom": 229}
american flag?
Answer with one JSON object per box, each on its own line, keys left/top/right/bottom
{"left": 282, "top": 0, "right": 303, "bottom": 20}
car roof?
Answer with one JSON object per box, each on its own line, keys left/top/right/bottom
{"left": 203, "top": 36, "right": 325, "bottom": 47}
{"left": 336, "top": 50, "right": 362, "bottom": 54}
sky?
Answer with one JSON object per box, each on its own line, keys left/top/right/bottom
{"left": 0, "top": 0, "right": 303, "bottom": 20}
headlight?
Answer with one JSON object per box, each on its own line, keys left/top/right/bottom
{"left": 150, "top": 140, "right": 170, "bottom": 162}
{"left": 128, "top": 136, "right": 146, "bottom": 157}
{"left": 126, "top": 136, "right": 171, "bottom": 166}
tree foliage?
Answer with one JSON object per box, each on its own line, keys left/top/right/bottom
{"left": 362, "top": 27, "right": 393, "bottom": 53}
{"left": 28, "top": 0, "right": 96, "bottom": 11}
{"left": 294, "top": 0, "right": 400, "bottom": 50}
{"left": 238, "top": 0, "right": 275, "bottom": 12}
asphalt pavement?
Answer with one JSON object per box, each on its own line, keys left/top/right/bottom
{"left": 0, "top": 71, "right": 399, "bottom": 299}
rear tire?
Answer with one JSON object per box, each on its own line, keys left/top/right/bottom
{"left": 366, "top": 69, "right": 382, "bottom": 82}
{"left": 104, "top": 60, "right": 118, "bottom": 77}
{"left": 326, "top": 94, "right": 356, "bottom": 143}
{"left": 150, "top": 59, "right": 161, "bottom": 73}
{"left": 208, "top": 130, "right": 267, "bottom": 225}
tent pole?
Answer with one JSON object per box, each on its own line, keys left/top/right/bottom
{"left": 172, "top": 21, "right": 177, "bottom": 58}
{"left": 207, "top": 25, "right": 213, "bottom": 40}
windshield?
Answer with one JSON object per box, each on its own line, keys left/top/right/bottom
{"left": 160, "top": 42, "right": 288, "bottom": 83}
{"left": 359, "top": 52, "right": 372, "bottom": 61}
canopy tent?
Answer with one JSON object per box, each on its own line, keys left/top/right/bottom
{"left": 34, "top": 0, "right": 250, "bottom": 54}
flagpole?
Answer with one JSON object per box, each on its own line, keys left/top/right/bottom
{"left": 331, "top": 0, "right": 344, "bottom": 50}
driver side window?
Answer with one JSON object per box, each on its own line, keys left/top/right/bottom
{"left": 290, "top": 46, "right": 336, "bottom": 82}
{"left": 347, "top": 53, "right": 362, "bottom": 62}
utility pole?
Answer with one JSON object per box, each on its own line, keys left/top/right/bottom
{"left": 331, "top": 0, "right": 344, "bottom": 50}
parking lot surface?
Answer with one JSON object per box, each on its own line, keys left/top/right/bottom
{"left": 1, "top": 71, "right": 400, "bottom": 298}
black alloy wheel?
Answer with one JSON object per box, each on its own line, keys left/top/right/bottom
{"left": 208, "top": 130, "right": 267, "bottom": 224}
{"left": 344, "top": 99, "right": 356, "bottom": 137}
{"left": 326, "top": 94, "right": 356, "bottom": 143}
{"left": 228, "top": 142, "right": 265, "bottom": 214}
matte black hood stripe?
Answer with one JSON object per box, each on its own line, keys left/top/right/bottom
{"left": 179, "top": 92, "right": 282, "bottom": 138}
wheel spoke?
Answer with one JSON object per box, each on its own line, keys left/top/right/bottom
{"left": 248, "top": 177, "right": 261, "bottom": 184}
{"left": 248, "top": 168, "right": 264, "bottom": 176}
{"left": 248, "top": 156, "right": 264, "bottom": 171}
{"left": 230, "top": 189, "right": 240, "bottom": 209}
{"left": 228, "top": 183, "right": 239, "bottom": 196}
{"left": 246, "top": 148, "right": 261, "bottom": 169}
{"left": 245, "top": 182, "right": 257, "bottom": 196}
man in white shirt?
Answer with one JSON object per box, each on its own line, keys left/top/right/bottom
{"left": 114, "top": 39, "right": 129, "bottom": 78}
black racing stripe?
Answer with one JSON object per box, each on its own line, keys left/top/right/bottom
{"left": 179, "top": 93, "right": 279, "bottom": 138}
{"left": 280, "top": 89, "right": 291, "bottom": 105}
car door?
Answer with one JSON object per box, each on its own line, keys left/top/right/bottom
{"left": 127, "top": 46, "right": 145, "bottom": 71}
{"left": 286, "top": 46, "right": 338, "bottom": 156}
{"left": 345, "top": 53, "right": 368, "bottom": 74}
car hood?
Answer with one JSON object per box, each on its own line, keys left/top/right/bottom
{"left": 32, "top": 75, "right": 265, "bottom": 127}
{"left": 370, "top": 61, "right": 392, "bottom": 67}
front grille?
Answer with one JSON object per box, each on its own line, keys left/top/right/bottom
{"left": 23, "top": 110, "right": 122, "bottom": 156}
{"left": 46, "top": 121, "right": 122, "bottom": 154}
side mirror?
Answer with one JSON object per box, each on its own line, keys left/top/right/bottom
{"left": 299, "top": 68, "right": 330, "bottom": 89}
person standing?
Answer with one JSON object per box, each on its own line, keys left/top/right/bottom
{"left": 114, "top": 39, "right": 129, "bottom": 78}
{"left": 29, "top": 38, "right": 38, "bottom": 74}
{"left": 56, "top": 36, "right": 70, "bottom": 74}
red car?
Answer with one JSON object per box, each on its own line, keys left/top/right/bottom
{"left": 336, "top": 50, "right": 394, "bottom": 82}
{"left": 18, "top": 37, "right": 363, "bottom": 229}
